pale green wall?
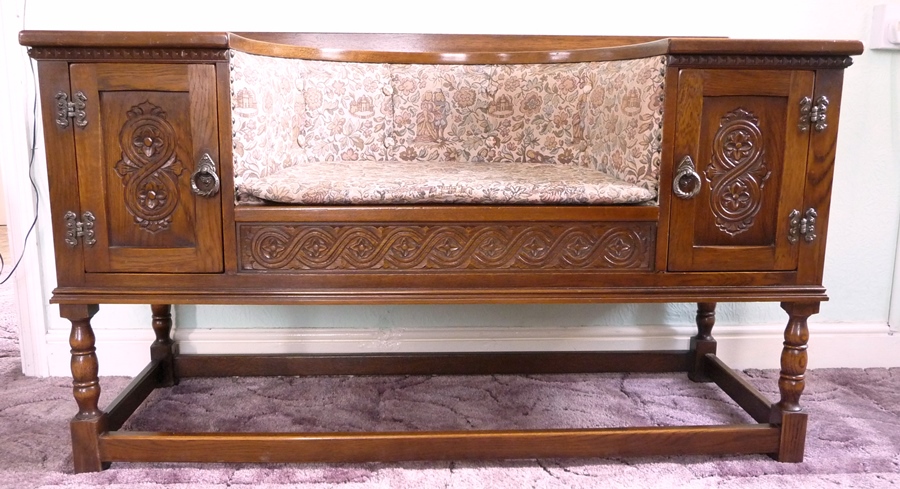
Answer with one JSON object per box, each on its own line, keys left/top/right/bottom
{"left": 17, "top": 0, "right": 900, "bottom": 336}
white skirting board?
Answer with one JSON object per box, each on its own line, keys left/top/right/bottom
{"left": 43, "top": 322, "right": 899, "bottom": 377}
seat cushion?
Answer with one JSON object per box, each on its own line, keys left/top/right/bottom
{"left": 240, "top": 160, "right": 656, "bottom": 205}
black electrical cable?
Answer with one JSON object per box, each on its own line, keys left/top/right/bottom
{"left": 0, "top": 3, "right": 40, "bottom": 285}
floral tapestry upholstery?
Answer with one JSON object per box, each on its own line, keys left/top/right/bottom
{"left": 230, "top": 50, "right": 307, "bottom": 187}
{"left": 230, "top": 51, "right": 667, "bottom": 205}
{"left": 582, "top": 55, "right": 666, "bottom": 191}
{"left": 246, "top": 161, "right": 655, "bottom": 205}
{"left": 388, "top": 63, "right": 593, "bottom": 166}
{"left": 388, "top": 64, "right": 494, "bottom": 162}
{"left": 482, "top": 63, "right": 591, "bottom": 165}
{"left": 300, "top": 60, "right": 393, "bottom": 162}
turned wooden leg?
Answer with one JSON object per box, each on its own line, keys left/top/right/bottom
{"left": 60, "top": 304, "right": 109, "bottom": 473}
{"left": 689, "top": 302, "right": 717, "bottom": 382}
{"left": 769, "top": 301, "right": 819, "bottom": 463}
{"left": 151, "top": 304, "right": 177, "bottom": 387}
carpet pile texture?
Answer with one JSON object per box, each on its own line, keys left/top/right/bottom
{"left": 1, "top": 280, "right": 898, "bottom": 488}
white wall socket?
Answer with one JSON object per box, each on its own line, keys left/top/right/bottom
{"left": 871, "top": 4, "right": 900, "bottom": 50}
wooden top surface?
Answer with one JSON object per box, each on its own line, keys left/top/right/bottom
{"left": 20, "top": 31, "right": 863, "bottom": 64}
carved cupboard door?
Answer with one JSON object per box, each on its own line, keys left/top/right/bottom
{"left": 668, "top": 69, "right": 814, "bottom": 272}
{"left": 70, "top": 64, "right": 223, "bottom": 273}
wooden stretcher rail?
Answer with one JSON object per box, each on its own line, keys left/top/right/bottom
{"left": 99, "top": 426, "right": 783, "bottom": 464}
{"left": 173, "top": 351, "right": 695, "bottom": 378}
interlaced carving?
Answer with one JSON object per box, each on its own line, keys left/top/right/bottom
{"left": 705, "top": 108, "right": 770, "bottom": 236}
{"left": 115, "top": 101, "right": 185, "bottom": 233}
{"left": 240, "top": 223, "right": 654, "bottom": 271}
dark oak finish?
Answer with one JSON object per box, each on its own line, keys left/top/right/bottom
{"left": 798, "top": 69, "right": 846, "bottom": 285}
{"left": 71, "top": 63, "right": 223, "bottom": 273}
{"left": 38, "top": 61, "right": 85, "bottom": 288}
{"left": 60, "top": 304, "right": 107, "bottom": 472}
{"left": 97, "top": 425, "right": 782, "bottom": 464}
{"left": 775, "top": 302, "right": 817, "bottom": 416}
{"left": 21, "top": 31, "right": 861, "bottom": 472}
{"left": 689, "top": 302, "right": 717, "bottom": 382}
{"left": 106, "top": 360, "right": 163, "bottom": 431}
{"left": 174, "top": 351, "right": 694, "bottom": 378}
{"left": 668, "top": 69, "right": 813, "bottom": 271}
{"left": 706, "top": 354, "right": 772, "bottom": 424}
{"left": 150, "top": 305, "right": 175, "bottom": 387}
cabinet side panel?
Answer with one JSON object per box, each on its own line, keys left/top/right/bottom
{"left": 798, "top": 69, "right": 845, "bottom": 285}
{"left": 653, "top": 67, "right": 681, "bottom": 270}
{"left": 37, "top": 60, "right": 84, "bottom": 286}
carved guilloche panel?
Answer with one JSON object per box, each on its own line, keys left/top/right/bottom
{"left": 238, "top": 223, "right": 655, "bottom": 272}
{"left": 705, "top": 108, "right": 771, "bottom": 237}
{"left": 115, "top": 100, "right": 186, "bottom": 234}
{"left": 694, "top": 96, "right": 787, "bottom": 248}
{"left": 101, "top": 92, "right": 197, "bottom": 248}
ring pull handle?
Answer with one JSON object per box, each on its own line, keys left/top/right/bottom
{"left": 673, "top": 155, "right": 702, "bottom": 200}
{"left": 191, "top": 153, "right": 220, "bottom": 198}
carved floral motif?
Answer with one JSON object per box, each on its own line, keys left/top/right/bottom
{"left": 115, "top": 101, "right": 185, "bottom": 233}
{"left": 705, "top": 108, "right": 770, "bottom": 236}
{"left": 239, "top": 223, "right": 654, "bottom": 271}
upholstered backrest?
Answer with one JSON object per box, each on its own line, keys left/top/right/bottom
{"left": 387, "top": 64, "right": 494, "bottom": 163}
{"left": 230, "top": 51, "right": 666, "bottom": 193}
{"left": 387, "top": 63, "right": 595, "bottom": 167}
{"left": 583, "top": 56, "right": 666, "bottom": 191}
{"left": 300, "top": 60, "right": 393, "bottom": 162}
{"left": 230, "top": 51, "right": 307, "bottom": 182}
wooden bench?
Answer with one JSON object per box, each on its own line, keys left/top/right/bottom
{"left": 19, "top": 31, "right": 862, "bottom": 472}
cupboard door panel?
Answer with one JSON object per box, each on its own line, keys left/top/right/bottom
{"left": 668, "top": 69, "right": 814, "bottom": 272}
{"left": 70, "top": 64, "right": 223, "bottom": 273}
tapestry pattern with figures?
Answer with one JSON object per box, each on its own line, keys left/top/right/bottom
{"left": 300, "top": 60, "right": 393, "bottom": 162}
{"left": 230, "top": 51, "right": 666, "bottom": 205}
{"left": 230, "top": 50, "right": 307, "bottom": 183}
{"left": 583, "top": 56, "right": 666, "bottom": 191}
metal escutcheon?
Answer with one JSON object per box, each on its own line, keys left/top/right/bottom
{"left": 673, "top": 155, "right": 702, "bottom": 199}
{"left": 191, "top": 153, "right": 220, "bottom": 198}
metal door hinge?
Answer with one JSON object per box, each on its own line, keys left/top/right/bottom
{"left": 64, "top": 211, "right": 96, "bottom": 247}
{"left": 788, "top": 208, "right": 817, "bottom": 244}
{"left": 55, "top": 91, "right": 88, "bottom": 129}
{"left": 798, "top": 96, "right": 829, "bottom": 133}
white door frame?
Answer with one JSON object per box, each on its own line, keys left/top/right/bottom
{"left": 889, "top": 54, "right": 900, "bottom": 334}
{"left": 889, "top": 211, "right": 900, "bottom": 332}
{"left": 0, "top": 0, "right": 51, "bottom": 376}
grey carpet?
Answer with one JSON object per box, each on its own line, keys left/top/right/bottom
{"left": 1, "top": 280, "right": 898, "bottom": 487}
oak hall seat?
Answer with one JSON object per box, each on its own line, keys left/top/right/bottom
{"left": 18, "top": 30, "right": 863, "bottom": 472}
